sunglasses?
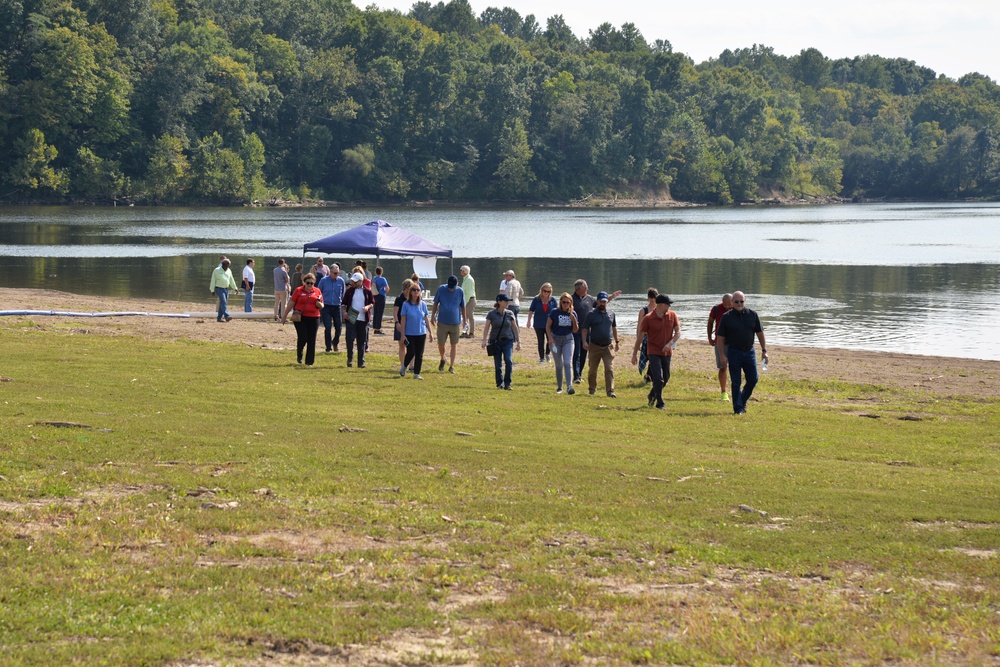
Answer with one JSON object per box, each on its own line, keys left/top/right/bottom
{"left": 304, "top": 281, "right": 315, "bottom": 285}
{"left": 733, "top": 300, "right": 744, "bottom": 303}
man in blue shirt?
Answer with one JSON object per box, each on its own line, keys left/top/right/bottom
{"left": 431, "top": 275, "right": 466, "bottom": 373}
{"left": 317, "top": 263, "right": 346, "bottom": 352}
{"left": 716, "top": 290, "right": 768, "bottom": 415}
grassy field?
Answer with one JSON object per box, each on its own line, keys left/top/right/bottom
{"left": 1, "top": 321, "right": 998, "bottom": 666}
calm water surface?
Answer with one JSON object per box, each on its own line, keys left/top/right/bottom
{"left": 2, "top": 203, "right": 999, "bottom": 360}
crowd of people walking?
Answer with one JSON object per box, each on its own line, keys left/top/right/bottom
{"left": 214, "top": 259, "right": 768, "bottom": 413}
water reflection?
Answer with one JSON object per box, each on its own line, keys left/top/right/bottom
{"left": 3, "top": 254, "right": 999, "bottom": 360}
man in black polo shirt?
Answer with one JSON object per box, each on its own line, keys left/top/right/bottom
{"left": 581, "top": 291, "right": 619, "bottom": 398}
{"left": 716, "top": 290, "right": 768, "bottom": 414}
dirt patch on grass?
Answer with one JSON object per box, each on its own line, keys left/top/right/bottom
{"left": 4, "top": 288, "right": 1000, "bottom": 397}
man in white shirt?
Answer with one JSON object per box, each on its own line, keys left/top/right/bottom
{"left": 242, "top": 259, "right": 255, "bottom": 312}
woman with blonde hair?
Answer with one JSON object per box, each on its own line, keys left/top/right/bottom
{"left": 526, "top": 282, "right": 557, "bottom": 363}
{"left": 393, "top": 278, "right": 414, "bottom": 370}
{"left": 546, "top": 292, "right": 579, "bottom": 394}
{"left": 399, "top": 283, "right": 434, "bottom": 379}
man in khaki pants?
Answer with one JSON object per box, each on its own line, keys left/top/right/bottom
{"left": 580, "top": 291, "right": 619, "bottom": 398}
{"left": 459, "top": 265, "right": 477, "bottom": 337}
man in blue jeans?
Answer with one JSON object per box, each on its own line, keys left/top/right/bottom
{"left": 209, "top": 258, "right": 239, "bottom": 322}
{"left": 318, "top": 264, "right": 346, "bottom": 352}
{"left": 716, "top": 291, "right": 768, "bottom": 414}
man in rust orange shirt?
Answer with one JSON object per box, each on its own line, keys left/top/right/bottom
{"left": 631, "top": 294, "right": 681, "bottom": 410}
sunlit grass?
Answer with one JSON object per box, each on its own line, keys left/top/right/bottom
{"left": 1, "top": 324, "right": 998, "bottom": 665}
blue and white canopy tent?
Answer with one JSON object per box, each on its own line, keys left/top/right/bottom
{"left": 303, "top": 219, "right": 453, "bottom": 279}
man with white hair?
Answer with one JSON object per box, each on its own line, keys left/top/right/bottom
{"left": 716, "top": 291, "right": 768, "bottom": 415}
{"left": 460, "top": 265, "right": 476, "bottom": 337}
{"left": 501, "top": 269, "right": 524, "bottom": 320}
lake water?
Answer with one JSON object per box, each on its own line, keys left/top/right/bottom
{"left": 2, "top": 202, "right": 1000, "bottom": 360}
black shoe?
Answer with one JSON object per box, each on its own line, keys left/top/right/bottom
{"left": 589, "top": 390, "right": 596, "bottom": 395}
{"left": 656, "top": 404, "right": 666, "bottom": 410}
{"left": 647, "top": 392, "right": 655, "bottom": 407}
{"left": 224, "top": 315, "right": 232, "bottom": 322}
{"left": 503, "top": 384, "right": 512, "bottom": 390}
{"left": 347, "top": 361, "right": 352, "bottom": 367}
{"left": 359, "top": 362, "right": 366, "bottom": 368}
{"left": 608, "top": 393, "right": 617, "bottom": 398}
{"left": 439, "top": 359, "right": 446, "bottom": 371}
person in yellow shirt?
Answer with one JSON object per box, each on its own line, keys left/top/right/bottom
{"left": 210, "top": 258, "right": 239, "bottom": 322}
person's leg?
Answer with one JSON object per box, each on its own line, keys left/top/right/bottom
{"left": 604, "top": 346, "right": 615, "bottom": 395}
{"left": 304, "top": 317, "right": 318, "bottom": 365}
{"left": 321, "top": 305, "right": 333, "bottom": 351}
{"left": 502, "top": 339, "right": 513, "bottom": 388}
{"left": 356, "top": 320, "right": 368, "bottom": 366}
{"left": 587, "top": 345, "right": 601, "bottom": 393}
{"left": 465, "top": 298, "right": 476, "bottom": 337}
{"left": 554, "top": 340, "right": 565, "bottom": 391}
{"left": 412, "top": 334, "right": 426, "bottom": 375}
{"left": 740, "top": 349, "right": 759, "bottom": 409}
{"left": 215, "top": 287, "right": 226, "bottom": 320}
{"left": 373, "top": 295, "right": 385, "bottom": 331}
{"left": 345, "top": 321, "right": 356, "bottom": 365}
{"left": 331, "top": 307, "right": 342, "bottom": 351}
{"left": 449, "top": 341, "right": 458, "bottom": 370}
{"left": 572, "top": 332, "right": 583, "bottom": 381}
{"left": 293, "top": 321, "right": 305, "bottom": 363}
{"left": 493, "top": 345, "right": 503, "bottom": 387}
{"left": 404, "top": 336, "right": 417, "bottom": 369}
{"left": 437, "top": 324, "right": 446, "bottom": 364}
{"left": 728, "top": 348, "right": 745, "bottom": 413}
{"left": 648, "top": 355, "right": 665, "bottom": 408}
{"left": 536, "top": 329, "right": 546, "bottom": 361}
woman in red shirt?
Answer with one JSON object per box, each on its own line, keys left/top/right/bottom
{"left": 282, "top": 272, "right": 324, "bottom": 366}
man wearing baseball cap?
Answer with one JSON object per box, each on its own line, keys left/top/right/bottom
{"left": 341, "top": 271, "right": 374, "bottom": 367}
{"left": 580, "top": 291, "right": 620, "bottom": 398}
{"left": 431, "top": 275, "right": 466, "bottom": 373}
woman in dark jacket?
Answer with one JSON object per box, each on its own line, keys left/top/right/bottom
{"left": 341, "top": 272, "right": 374, "bottom": 368}
{"left": 281, "top": 272, "right": 324, "bottom": 366}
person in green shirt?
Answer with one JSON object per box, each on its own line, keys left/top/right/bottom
{"left": 210, "top": 258, "right": 239, "bottom": 322}
{"left": 459, "top": 265, "right": 476, "bottom": 337}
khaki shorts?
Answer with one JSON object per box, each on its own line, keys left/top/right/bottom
{"left": 437, "top": 323, "right": 461, "bottom": 344}
{"left": 715, "top": 344, "right": 728, "bottom": 370}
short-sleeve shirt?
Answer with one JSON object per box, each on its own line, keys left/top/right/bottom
{"left": 373, "top": 275, "right": 388, "bottom": 296}
{"left": 242, "top": 265, "right": 255, "bottom": 288}
{"left": 485, "top": 309, "right": 516, "bottom": 341}
{"left": 273, "top": 266, "right": 289, "bottom": 291}
{"left": 639, "top": 310, "right": 680, "bottom": 356}
{"left": 400, "top": 300, "right": 429, "bottom": 336}
{"left": 709, "top": 303, "right": 731, "bottom": 333}
{"left": 572, "top": 293, "right": 596, "bottom": 326}
{"left": 433, "top": 285, "right": 466, "bottom": 325}
{"left": 548, "top": 308, "right": 576, "bottom": 336}
{"left": 717, "top": 307, "right": 763, "bottom": 351}
{"left": 582, "top": 309, "right": 617, "bottom": 346}
{"left": 393, "top": 292, "right": 408, "bottom": 322}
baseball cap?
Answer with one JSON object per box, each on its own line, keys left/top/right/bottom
{"left": 597, "top": 291, "right": 609, "bottom": 302}
{"left": 447, "top": 275, "right": 458, "bottom": 287}
{"left": 496, "top": 293, "right": 510, "bottom": 301}
{"left": 655, "top": 294, "right": 674, "bottom": 305}
{"left": 351, "top": 272, "right": 364, "bottom": 282}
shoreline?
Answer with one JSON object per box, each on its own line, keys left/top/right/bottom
{"left": 2, "top": 288, "right": 998, "bottom": 398}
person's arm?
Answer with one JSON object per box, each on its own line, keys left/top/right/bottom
{"left": 637, "top": 309, "right": 646, "bottom": 337}
{"left": 399, "top": 312, "right": 407, "bottom": 336}
{"left": 364, "top": 290, "right": 374, "bottom": 313}
{"left": 571, "top": 312, "right": 580, "bottom": 333}
{"left": 511, "top": 315, "right": 520, "bottom": 350}
{"left": 708, "top": 309, "right": 716, "bottom": 345}
{"left": 481, "top": 318, "right": 492, "bottom": 347}
{"left": 757, "top": 330, "right": 767, "bottom": 363}
{"left": 669, "top": 317, "right": 681, "bottom": 350}
{"left": 430, "top": 301, "right": 440, "bottom": 324}
{"left": 580, "top": 325, "right": 589, "bottom": 351}
{"left": 546, "top": 316, "right": 555, "bottom": 348}
{"left": 425, "top": 308, "right": 434, "bottom": 342}
{"left": 228, "top": 271, "right": 239, "bottom": 292}
{"left": 631, "top": 321, "right": 645, "bottom": 365}
{"left": 608, "top": 290, "right": 622, "bottom": 300}
{"left": 209, "top": 269, "right": 217, "bottom": 293}
{"left": 612, "top": 323, "right": 619, "bottom": 352}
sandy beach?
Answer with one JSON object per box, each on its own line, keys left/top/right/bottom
{"left": 2, "top": 287, "right": 998, "bottom": 398}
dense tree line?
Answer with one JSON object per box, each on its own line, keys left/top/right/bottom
{"left": 1, "top": 0, "right": 999, "bottom": 205}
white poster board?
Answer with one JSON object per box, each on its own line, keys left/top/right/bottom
{"left": 412, "top": 256, "right": 438, "bottom": 280}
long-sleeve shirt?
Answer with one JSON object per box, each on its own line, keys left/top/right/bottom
{"left": 210, "top": 267, "right": 238, "bottom": 291}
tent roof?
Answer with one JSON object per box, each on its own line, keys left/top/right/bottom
{"left": 303, "top": 220, "right": 452, "bottom": 258}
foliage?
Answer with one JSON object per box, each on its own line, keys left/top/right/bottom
{"left": 1, "top": 1, "right": 1000, "bottom": 203}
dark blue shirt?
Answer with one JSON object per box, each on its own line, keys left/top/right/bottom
{"left": 717, "top": 307, "right": 763, "bottom": 351}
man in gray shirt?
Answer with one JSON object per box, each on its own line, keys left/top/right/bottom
{"left": 273, "top": 259, "right": 290, "bottom": 321}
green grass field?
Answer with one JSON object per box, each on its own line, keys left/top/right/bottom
{"left": 1, "top": 323, "right": 998, "bottom": 666}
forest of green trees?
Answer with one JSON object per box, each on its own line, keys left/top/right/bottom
{"left": 2, "top": 0, "right": 999, "bottom": 205}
